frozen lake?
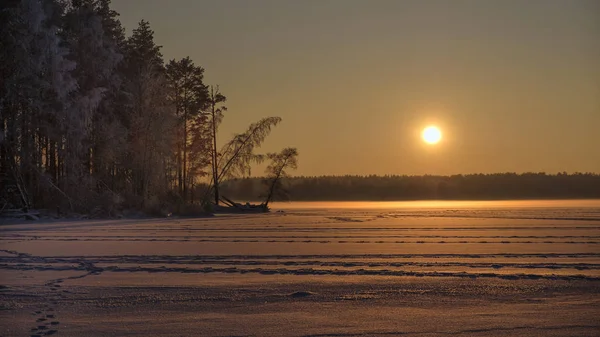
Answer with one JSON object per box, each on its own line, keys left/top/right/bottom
{"left": 1, "top": 200, "right": 599, "bottom": 336}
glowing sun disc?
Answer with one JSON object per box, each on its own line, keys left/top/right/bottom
{"left": 422, "top": 126, "right": 442, "bottom": 144}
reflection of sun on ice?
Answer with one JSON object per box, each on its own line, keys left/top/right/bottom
{"left": 422, "top": 126, "right": 442, "bottom": 144}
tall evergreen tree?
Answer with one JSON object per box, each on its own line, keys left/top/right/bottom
{"left": 1, "top": 0, "right": 77, "bottom": 209}
{"left": 165, "top": 57, "right": 209, "bottom": 202}
{"left": 60, "top": 0, "right": 124, "bottom": 209}
{"left": 122, "top": 20, "right": 174, "bottom": 207}
{"left": 207, "top": 86, "right": 227, "bottom": 205}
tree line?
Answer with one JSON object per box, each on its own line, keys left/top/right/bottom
{"left": 220, "top": 173, "right": 600, "bottom": 202}
{"left": 1, "top": 0, "right": 296, "bottom": 216}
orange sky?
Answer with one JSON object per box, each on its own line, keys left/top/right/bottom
{"left": 112, "top": 0, "right": 600, "bottom": 176}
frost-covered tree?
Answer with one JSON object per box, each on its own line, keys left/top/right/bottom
{"left": 60, "top": 0, "right": 125, "bottom": 208}
{"left": 166, "top": 57, "right": 209, "bottom": 201}
{"left": 1, "top": 0, "right": 77, "bottom": 209}
{"left": 0, "top": 0, "right": 291, "bottom": 215}
{"left": 203, "top": 117, "right": 282, "bottom": 206}
{"left": 207, "top": 86, "right": 227, "bottom": 205}
{"left": 122, "top": 20, "right": 174, "bottom": 207}
{"left": 187, "top": 109, "right": 211, "bottom": 204}
{"left": 262, "top": 147, "right": 298, "bottom": 208}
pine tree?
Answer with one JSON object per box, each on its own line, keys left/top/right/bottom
{"left": 122, "top": 20, "right": 174, "bottom": 208}
{"left": 165, "top": 57, "right": 209, "bottom": 202}
{"left": 1, "top": 0, "right": 77, "bottom": 210}
{"left": 60, "top": 0, "right": 125, "bottom": 210}
{"left": 207, "top": 86, "right": 227, "bottom": 205}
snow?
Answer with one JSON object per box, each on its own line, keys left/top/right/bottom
{"left": 1, "top": 202, "right": 599, "bottom": 336}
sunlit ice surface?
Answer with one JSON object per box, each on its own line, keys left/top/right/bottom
{"left": 1, "top": 199, "right": 599, "bottom": 336}
{"left": 270, "top": 199, "right": 600, "bottom": 210}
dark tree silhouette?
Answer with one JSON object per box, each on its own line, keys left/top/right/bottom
{"left": 166, "top": 57, "right": 209, "bottom": 202}
{"left": 262, "top": 148, "right": 298, "bottom": 207}
{"left": 202, "top": 117, "right": 282, "bottom": 207}
{"left": 207, "top": 86, "right": 227, "bottom": 205}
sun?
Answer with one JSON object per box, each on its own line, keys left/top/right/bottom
{"left": 422, "top": 126, "right": 442, "bottom": 144}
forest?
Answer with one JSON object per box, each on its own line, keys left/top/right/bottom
{"left": 1, "top": 0, "right": 296, "bottom": 216}
{"left": 220, "top": 173, "right": 600, "bottom": 202}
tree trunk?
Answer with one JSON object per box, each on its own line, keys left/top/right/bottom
{"left": 182, "top": 81, "right": 188, "bottom": 203}
{"left": 175, "top": 85, "right": 182, "bottom": 197}
{"left": 49, "top": 141, "right": 57, "bottom": 183}
{"left": 264, "top": 159, "right": 287, "bottom": 208}
{"left": 183, "top": 110, "right": 187, "bottom": 202}
{"left": 177, "top": 138, "right": 182, "bottom": 196}
{"left": 211, "top": 87, "right": 219, "bottom": 206}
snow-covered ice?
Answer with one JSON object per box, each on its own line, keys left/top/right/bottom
{"left": 1, "top": 201, "right": 599, "bottom": 336}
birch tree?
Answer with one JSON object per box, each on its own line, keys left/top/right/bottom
{"left": 262, "top": 147, "right": 298, "bottom": 208}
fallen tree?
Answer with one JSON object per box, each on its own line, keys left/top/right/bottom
{"left": 202, "top": 116, "right": 282, "bottom": 209}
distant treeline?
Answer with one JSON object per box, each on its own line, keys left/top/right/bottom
{"left": 220, "top": 173, "right": 600, "bottom": 201}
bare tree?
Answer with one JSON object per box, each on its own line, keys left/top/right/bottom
{"left": 203, "top": 117, "right": 282, "bottom": 206}
{"left": 262, "top": 148, "right": 298, "bottom": 208}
